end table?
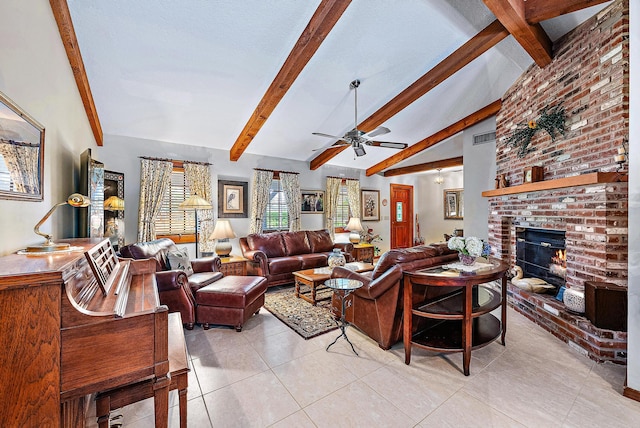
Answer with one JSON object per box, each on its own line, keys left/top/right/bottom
{"left": 324, "top": 278, "right": 363, "bottom": 355}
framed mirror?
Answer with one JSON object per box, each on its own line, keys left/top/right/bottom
{"left": 0, "top": 90, "right": 45, "bottom": 201}
{"left": 444, "top": 188, "right": 463, "bottom": 220}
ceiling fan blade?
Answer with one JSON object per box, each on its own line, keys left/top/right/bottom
{"left": 364, "top": 126, "right": 390, "bottom": 138}
{"left": 312, "top": 132, "right": 344, "bottom": 139}
{"left": 367, "top": 141, "right": 409, "bottom": 149}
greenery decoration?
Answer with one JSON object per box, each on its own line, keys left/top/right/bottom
{"left": 506, "top": 104, "right": 566, "bottom": 158}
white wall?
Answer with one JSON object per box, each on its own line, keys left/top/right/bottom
{"left": 627, "top": 0, "right": 639, "bottom": 393}
{"left": 0, "top": 0, "right": 96, "bottom": 255}
{"left": 463, "top": 118, "right": 496, "bottom": 241}
{"left": 416, "top": 169, "right": 463, "bottom": 245}
{"left": 94, "top": 134, "right": 418, "bottom": 257}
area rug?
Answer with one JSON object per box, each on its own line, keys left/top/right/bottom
{"left": 263, "top": 286, "right": 339, "bottom": 339}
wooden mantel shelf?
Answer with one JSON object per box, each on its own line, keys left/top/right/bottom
{"left": 482, "top": 172, "right": 626, "bottom": 197}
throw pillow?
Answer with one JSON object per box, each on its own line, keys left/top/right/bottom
{"left": 168, "top": 247, "right": 194, "bottom": 276}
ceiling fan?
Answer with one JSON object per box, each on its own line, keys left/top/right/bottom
{"left": 312, "top": 79, "right": 408, "bottom": 157}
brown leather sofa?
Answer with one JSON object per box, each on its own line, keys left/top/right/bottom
{"left": 239, "top": 229, "right": 354, "bottom": 287}
{"left": 120, "top": 238, "right": 223, "bottom": 329}
{"left": 330, "top": 243, "right": 458, "bottom": 349}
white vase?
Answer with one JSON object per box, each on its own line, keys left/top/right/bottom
{"left": 563, "top": 287, "right": 585, "bottom": 313}
{"left": 328, "top": 248, "right": 346, "bottom": 268}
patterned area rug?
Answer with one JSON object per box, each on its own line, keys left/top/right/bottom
{"left": 263, "top": 286, "right": 338, "bottom": 339}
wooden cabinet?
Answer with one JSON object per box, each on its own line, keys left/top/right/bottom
{"left": 220, "top": 255, "right": 247, "bottom": 276}
{"left": 403, "top": 262, "right": 508, "bottom": 376}
{"left": 352, "top": 244, "right": 374, "bottom": 263}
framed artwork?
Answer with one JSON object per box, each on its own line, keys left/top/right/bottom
{"left": 218, "top": 179, "right": 248, "bottom": 218}
{"left": 301, "top": 190, "right": 324, "bottom": 213}
{"left": 361, "top": 189, "right": 380, "bottom": 221}
{"left": 444, "top": 188, "right": 463, "bottom": 220}
{"left": 0, "top": 90, "right": 45, "bottom": 201}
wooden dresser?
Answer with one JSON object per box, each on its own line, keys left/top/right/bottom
{"left": 0, "top": 239, "right": 172, "bottom": 427}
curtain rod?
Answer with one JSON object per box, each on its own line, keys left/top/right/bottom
{"left": 254, "top": 168, "right": 299, "bottom": 175}
{"left": 0, "top": 139, "right": 39, "bottom": 148}
{"left": 326, "top": 175, "right": 358, "bottom": 181}
{"left": 139, "top": 156, "right": 211, "bottom": 166}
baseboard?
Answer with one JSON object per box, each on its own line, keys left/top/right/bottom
{"left": 623, "top": 384, "right": 640, "bottom": 402}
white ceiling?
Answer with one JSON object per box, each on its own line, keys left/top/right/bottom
{"left": 67, "top": 0, "right": 610, "bottom": 172}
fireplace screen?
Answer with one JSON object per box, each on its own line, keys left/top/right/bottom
{"left": 515, "top": 228, "right": 566, "bottom": 290}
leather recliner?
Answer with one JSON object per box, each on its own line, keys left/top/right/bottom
{"left": 119, "top": 238, "right": 223, "bottom": 329}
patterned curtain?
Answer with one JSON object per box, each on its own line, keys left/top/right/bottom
{"left": 324, "top": 176, "right": 342, "bottom": 240}
{"left": 0, "top": 140, "right": 40, "bottom": 194}
{"left": 280, "top": 172, "right": 301, "bottom": 232}
{"left": 137, "top": 159, "right": 173, "bottom": 242}
{"left": 249, "top": 169, "right": 274, "bottom": 234}
{"left": 346, "top": 178, "right": 361, "bottom": 220}
{"left": 184, "top": 163, "right": 214, "bottom": 254}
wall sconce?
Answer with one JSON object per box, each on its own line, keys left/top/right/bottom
{"left": 345, "top": 217, "right": 364, "bottom": 244}
{"left": 26, "top": 193, "right": 91, "bottom": 253}
{"left": 179, "top": 193, "right": 212, "bottom": 258}
{"left": 209, "top": 219, "right": 237, "bottom": 257}
{"left": 434, "top": 168, "right": 444, "bottom": 185}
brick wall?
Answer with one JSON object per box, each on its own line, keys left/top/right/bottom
{"left": 487, "top": 0, "right": 629, "bottom": 363}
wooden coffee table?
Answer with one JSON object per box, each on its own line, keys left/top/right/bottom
{"left": 293, "top": 262, "right": 374, "bottom": 305}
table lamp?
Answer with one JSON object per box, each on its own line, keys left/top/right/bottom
{"left": 179, "top": 193, "right": 212, "bottom": 258}
{"left": 345, "top": 217, "right": 364, "bottom": 244}
{"left": 209, "top": 219, "right": 236, "bottom": 257}
{"left": 26, "top": 193, "right": 91, "bottom": 252}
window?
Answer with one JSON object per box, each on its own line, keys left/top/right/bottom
{"left": 262, "top": 179, "right": 289, "bottom": 231}
{"left": 334, "top": 184, "right": 350, "bottom": 231}
{"left": 156, "top": 167, "right": 195, "bottom": 243}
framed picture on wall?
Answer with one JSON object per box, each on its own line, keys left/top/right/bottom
{"left": 301, "top": 190, "right": 324, "bottom": 213}
{"left": 361, "top": 189, "right": 380, "bottom": 221}
{"left": 218, "top": 179, "right": 248, "bottom": 218}
{"left": 444, "top": 188, "right": 463, "bottom": 220}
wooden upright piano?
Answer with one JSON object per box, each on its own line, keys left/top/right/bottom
{"left": 0, "top": 238, "right": 170, "bottom": 427}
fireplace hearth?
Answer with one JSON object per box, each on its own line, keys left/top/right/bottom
{"left": 516, "top": 227, "right": 566, "bottom": 293}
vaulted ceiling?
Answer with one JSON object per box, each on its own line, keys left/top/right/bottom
{"left": 58, "top": 0, "right": 611, "bottom": 176}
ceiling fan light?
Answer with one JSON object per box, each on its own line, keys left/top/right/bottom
{"left": 354, "top": 145, "right": 366, "bottom": 157}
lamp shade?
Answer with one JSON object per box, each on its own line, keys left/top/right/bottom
{"left": 210, "top": 220, "right": 236, "bottom": 257}
{"left": 178, "top": 194, "right": 212, "bottom": 210}
{"left": 104, "top": 195, "right": 125, "bottom": 211}
{"left": 345, "top": 217, "right": 364, "bottom": 244}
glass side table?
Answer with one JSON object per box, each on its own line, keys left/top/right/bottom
{"left": 324, "top": 278, "right": 363, "bottom": 355}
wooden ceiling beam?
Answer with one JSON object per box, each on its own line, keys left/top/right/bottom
{"left": 483, "top": 0, "right": 552, "bottom": 67}
{"left": 365, "top": 99, "right": 501, "bottom": 176}
{"left": 229, "top": 0, "right": 351, "bottom": 162}
{"left": 383, "top": 156, "right": 463, "bottom": 177}
{"left": 309, "top": 19, "right": 509, "bottom": 170}
{"left": 50, "top": 0, "right": 103, "bottom": 146}
{"left": 524, "top": 0, "right": 611, "bottom": 24}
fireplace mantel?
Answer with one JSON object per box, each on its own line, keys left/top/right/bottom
{"left": 481, "top": 172, "right": 626, "bottom": 197}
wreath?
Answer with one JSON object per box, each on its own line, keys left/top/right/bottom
{"left": 506, "top": 104, "right": 566, "bottom": 158}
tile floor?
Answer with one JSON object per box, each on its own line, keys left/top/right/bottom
{"left": 87, "top": 304, "right": 640, "bottom": 427}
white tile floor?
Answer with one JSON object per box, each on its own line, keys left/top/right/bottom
{"left": 88, "top": 304, "right": 640, "bottom": 427}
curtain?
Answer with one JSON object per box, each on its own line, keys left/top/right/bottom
{"left": 280, "top": 172, "right": 301, "bottom": 232}
{"left": 346, "top": 178, "right": 361, "bottom": 220}
{"left": 137, "top": 159, "right": 173, "bottom": 242}
{"left": 324, "top": 176, "right": 342, "bottom": 240}
{"left": 249, "top": 169, "right": 274, "bottom": 234}
{"left": 184, "top": 163, "right": 214, "bottom": 254}
{"left": 0, "top": 139, "right": 40, "bottom": 194}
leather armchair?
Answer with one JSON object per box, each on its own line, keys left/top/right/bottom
{"left": 120, "top": 238, "right": 223, "bottom": 329}
{"left": 330, "top": 264, "right": 403, "bottom": 350}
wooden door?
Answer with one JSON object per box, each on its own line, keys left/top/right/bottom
{"left": 390, "top": 184, "right": 413, "bottom": 249}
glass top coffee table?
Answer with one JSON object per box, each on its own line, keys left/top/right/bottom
{"left": 293, "top": 262, "right": 373, "bottom": 305}
{"left": 324, "top": 278, "right": 363, "bottom": 355}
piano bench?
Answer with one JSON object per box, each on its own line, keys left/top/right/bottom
{"left": 196, "top": 275, "right": 267, "bottom": 332}
{"left": 95, "top": 312, "right": 189, "bottom": 428}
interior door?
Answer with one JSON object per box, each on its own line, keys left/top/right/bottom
{"left": 390, "top": 184, "right": 413, "bottom": 249}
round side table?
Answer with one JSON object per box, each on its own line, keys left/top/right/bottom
{"left": 324, "top": 278, "right": 363, "bottom": 355}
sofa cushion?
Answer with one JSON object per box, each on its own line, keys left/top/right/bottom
{"left": 306, "top": 230, "right": 334, "bottom": 253}
{"left": 268, "top": 256, "right": 303, "bottom": 274}
{"left": 297, "top": 253, "right": 327, "bottom": 269}
{"left": 372, "top": 246, "right": 439, "bottom": 279}
{"left": 247, "top": 233, "right": 286, "bottom": 258}
{"left": 282, "top": 231, "right": 311, "bottom": 256}
{"left": 168, "top": 247, "right": 194, "bottom": 276}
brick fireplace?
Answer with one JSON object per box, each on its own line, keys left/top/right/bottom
{"left": 485, "top": 0, "right": 629, "bottom": 363}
